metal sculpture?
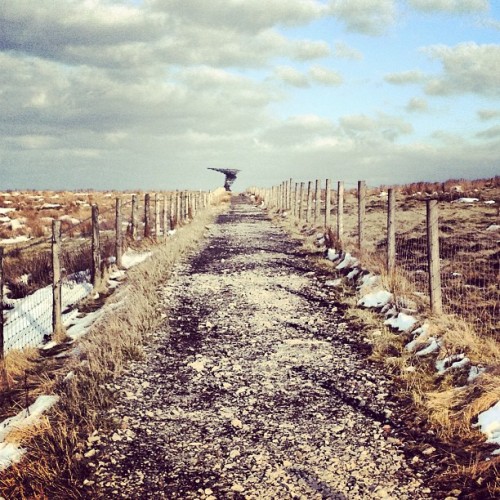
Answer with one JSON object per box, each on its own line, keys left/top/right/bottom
{"left": 208, "top": 168, "right": 240, "bottom": 191}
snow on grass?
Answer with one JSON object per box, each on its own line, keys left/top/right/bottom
{"left": 121, "top": 249, "right": 153, "bottom": 269}
{"left": 325, "top": 279, "right": 342, "bottom": 287}
{"left": 405, "top": 324, "right": 430, "bottom": 352}
{"left": 467, "top": 366, "right": 486, "bottom": 383}
{"left": 435, "top": 354, "right": 470, "bottom": 374}
{"left": 326, "top": 248, "right": 340, "bottom": 261}
{"left": 3, "top": 278, "right": 93, "bottom": 352}
{"left": 358, "top": 290, "right": 393, "bottom": 309}
{"left": 384, "top": 312, "right": 418, "bottom": 332}
{"left": 66, "top": 310, "right": 105, "bottom": 340}
{"left": 0, "top": 442, "right": 25, "bottom": 471}
{"left": 454, "top": 198, "right": 479, "bottom": 203}
{"left": 40, "top": 203, "right": 62, "bottom": 209}
{"left": 486, "top": 224, "right": 499, "bottom": 232}
{"left": 0, "top": 207, "right": 16, "bottom": 214}
{"left": 335, "top": 253, "right": 358, "bottom": 270}
{"left": 0, "top": 395, "right": 59, "bottom": 471}
{"left": 414, "top": 337, "right": 440, "bottom": 357}
{"left": 0, "top": 235, "right": 30, "bottom": 245}
{"left": 475, "top": 401, "right": 500, "bottom": 454}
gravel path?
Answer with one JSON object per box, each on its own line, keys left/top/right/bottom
{"left": 88, "top": 196, "right": 433, "bottom": 499}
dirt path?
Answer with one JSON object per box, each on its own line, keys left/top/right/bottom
{"left": 88, "top": 196, "right": 434, "bottom": 499}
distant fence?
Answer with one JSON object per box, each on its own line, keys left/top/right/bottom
{"left": 249, "top": 179, "right": 498, "bottom": 338}
{"left": 0, "top": 189, "right": 225, "bottom": 358}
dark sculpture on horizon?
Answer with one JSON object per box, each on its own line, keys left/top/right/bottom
{"left": 208, "top": 168, "right": 240, "bottom": 191}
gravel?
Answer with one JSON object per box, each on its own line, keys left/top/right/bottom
{"left": 87, "top": 196, "right": 433, "bottom": 499}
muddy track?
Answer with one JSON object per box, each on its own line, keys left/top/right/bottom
{"left": 86, "top": 196, "right": 449, "bottom": 499}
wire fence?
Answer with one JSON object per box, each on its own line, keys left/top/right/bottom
{"left": 249, "top": 178, "right": 499, "bottom": 338}
{"left": 0, "top": 189, "right": 225, "bottom": 357}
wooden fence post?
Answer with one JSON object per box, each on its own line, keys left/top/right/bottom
{"left": 130, "top": 194, "right": 137, "bottom": 240}
{"left": 91, "top": 204, "right": 102, "bottom": 288}
{"left": 115, "top": 197, "right": 123, "bottom": 268}
{"left": 289, "top": 178, "right": 293, "bottom": 211}
{"left": 337, "top": 181, "right": 344, "bottom": 246}
{"left": 387, "top": 189, "right": 396, "bottom": 272}
{"left": 427, "top": 200, "right": 443, "bottom": 314}
{"left": 52, "top": 220, "right": 63, "bottom": 338}
{"left": 358, "top": 180, "right": 366, "bottom": 251}
{"left": 144, "top": 193, "right": 151, "bottom": 238}
{"left": 314, "top": 179, "right": 321, "bottom": 225}
{"left": 174, "top": 191, "right": 180, "bottom": 227}
{"left": 325, "top": 179, "right": 331, "bottom": 228}
{"left": 306, "top": 181, "right": 312, "bottom": 223}
{"left": 154, "top": 193, "right": 161, "bottom": 238}
{"left": 293, "top": 182, "right": 299, "bottom": 218}
{"left": 298, "top": 182, "right": 304, "bottom": 220}
{"left": 0, "top": 247, "right": 4, "bottom": 359}
{"left": 163, "top": 195, "right": 169, "bottom": 237}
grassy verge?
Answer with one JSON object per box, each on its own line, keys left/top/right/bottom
{"left": 0, "top": 200, "right": 229, "bottom": 499}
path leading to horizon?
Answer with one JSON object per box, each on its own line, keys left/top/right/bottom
{"left": 88, "top": 196, "right": 433, "bottom": 499}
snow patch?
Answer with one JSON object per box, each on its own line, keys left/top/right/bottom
{"left": 435, "top": 354, "right": 470, "bottom": 374}
{"left": 358, "top": 290, "right": 393, "bottom": 309}
{"left": 384, "top": 312, "right": 418, "bottom": 332}
{"left": 121, "top": 250, "right": 152, "bottom": 269}
{"left": 415, "top": 337, "right": 440, "bottom": 357}
{"left": 475, "top": 401, "right": 500, "bottom": 453}
{"left": 0, "top": 236, "right": 30, "bottom": 245}
{"left": 0, "top": 394, "right": 59, "bottom": 470}
{"left": 454, "top": 198, "right": 478, "bottom": 203}
{"left": 336, "top": 253, "right": 358, "bottom": 270}
{"left": 326, "top": 248, "right": 340, "bottom": 261}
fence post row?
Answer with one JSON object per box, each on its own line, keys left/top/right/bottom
{"left": 426, "top": 200, "right": 443, "bottom": 314}
{"left": 314, "top": 179, "right": 320, "bottom": 225}
{"left": 0, "top": 246, "right": 4, "bottom": 359}
{"left": 387, "top": 189, "right": 396, "bottom": 273}
{"left": 91, "top": 204, "right": 102, "bottom": 288}
{"left": 52, "top": 220, "right": 63, "bottom": 338}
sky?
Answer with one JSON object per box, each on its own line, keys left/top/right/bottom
{"left": 0, "top": 0, "right": 499, "bottom": 191}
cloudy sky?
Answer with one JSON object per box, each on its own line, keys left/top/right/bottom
{"left": 1, "top": 0, "right": 499, "bottom": 191}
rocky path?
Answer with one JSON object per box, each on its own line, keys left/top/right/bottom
{"left": 88, "top": 196, "right": 434, "bottom": 499}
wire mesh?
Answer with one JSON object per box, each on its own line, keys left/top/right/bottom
{"left": 261, "top": 181, "right": 498, "bottom": 338}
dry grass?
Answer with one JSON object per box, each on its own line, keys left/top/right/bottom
{"left": 0, "top": 199, "right": 229, "bottom": 498}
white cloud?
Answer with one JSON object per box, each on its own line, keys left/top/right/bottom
{"left": 385, "top": 70, "right": 426, "bottom": 84}
{"left": 333, "top": 41, "right": 364, "bottom": 60}
{"left": 424, "top": 42, "right": 500, "bottom": 96}
{"left": 274, "top": 66, "right": 310, "bottom": 88}
{"left": 330, "top": 0, "right": 397, "bottom": 35}
{"left": 476, "top": 125, "right": 500, "bottom": 139}
{"left": 408, "top": 0, "right": 489, "bottom": 13}
{"left": 274, "top": 65, "right": 343, "bottom": 88}
{"left": 406, "top": 97, "right": 428, "bottom": 112}
{"left": 477, "top": 109, "right": 500, "bottom": 120}
{"left": 150, "top": 0, "right": 327, "bottom": 32}
{"left": 340, "top": 113, "right": 413, "bottom": 142}
{"left": 309, "top": 66, "right": 343, "bottom": 86}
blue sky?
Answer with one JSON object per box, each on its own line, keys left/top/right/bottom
{"left": 0, "top": 0, "right": 499, "bottom": 190}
